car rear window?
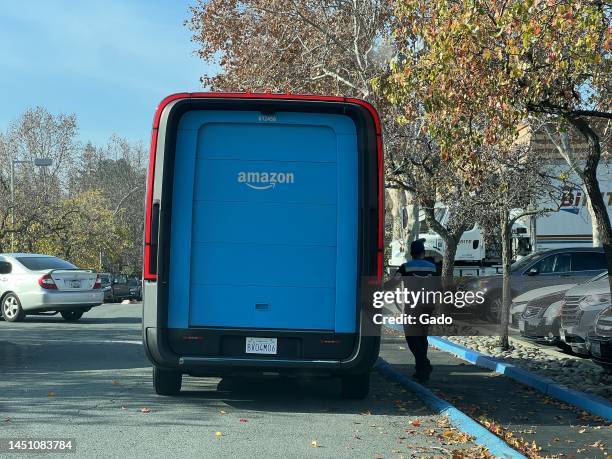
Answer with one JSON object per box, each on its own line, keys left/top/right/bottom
{"left": 17, "top": 257, "right": 77, "bottom": 271}
{"left": 99, "top": 275, "right": 111, "bottom": 285}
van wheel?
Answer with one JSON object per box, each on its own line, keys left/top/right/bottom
{"left": 2, "top": 293, "right": 25, "bottom": 322}
{"left": 153, "top": 367, "right": 182, "bottom": 395}
{"left": 60, "top": 310, "right": 84, "bottom": 322}
{"left": 341, "top": 372, "right": 370, "bottom": 399}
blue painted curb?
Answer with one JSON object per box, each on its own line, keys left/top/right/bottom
{"left": 427, "top": 336, "right": 612, "bottom": 422}
{"left": 376, "top": 358, "right": 526, "bottom": 459}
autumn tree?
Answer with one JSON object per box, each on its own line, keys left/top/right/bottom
{"left": 69, "top": 136, "right": 147, "bottom": 275}
{"left": 469, "top": 145, "right": 566, "bottom": 348}
{"left": 0, "top": 107, "right": 78, "bottom": 252}
{"left": 384, "top": 0, "right": 612, "bottom": 288}
{"left": 384, "top": 119, "right": 473, "bottom": 276}
{"left": 189, "top": 0, "right": 482, "bottom": 272}
{"left": 0, "top": 108, "right": 145, "bottom": 275}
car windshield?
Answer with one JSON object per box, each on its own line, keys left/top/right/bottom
{"left": 510, "top": 251, "right": 543, "bottom": 273}
{"left": 17, "top": 256, "right": 77, "bottom": 271}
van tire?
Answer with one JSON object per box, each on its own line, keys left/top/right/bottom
{"left": 60, "top": 310, "right": 84, "bottom": 321}
{"left": 341, "top": 372, "right": 370, "bottom": 399}
{"left": 153, "top": 367, "right": 182, "bottom": 395}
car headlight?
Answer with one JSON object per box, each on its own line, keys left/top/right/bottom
{"left": 523, "top": 305, "right": 543, "bottom": 318}
{"left": 579, "top": 293, "right": 611, "bottom": 311}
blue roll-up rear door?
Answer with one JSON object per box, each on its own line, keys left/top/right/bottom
{"left": 168, "top": 110, "right": 358, "bottom": 332}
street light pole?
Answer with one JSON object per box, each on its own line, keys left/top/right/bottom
{"left": 10, "top": 160, "right": 28, "bottom": 252}
{"left": 9, "top": 158, "right": 53, "bottom": 252}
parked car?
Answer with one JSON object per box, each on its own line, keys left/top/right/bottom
{"left": 0, "top": 253, "right": 103, "bottom": 322}
{"left": 462, "top": 247, "right": 607, "bottom": 320}
{"left": 517, "top": 292, "right": 567, "bottom": 345}
{"left": 586, "top": 306, "right": 612, "bottom": 370}
{"left": 99, "top": 273, "right": 130, "bottom": 303}
{"left": 509, "top": 284, "right": 576, "bottom": 331}
{"left": 560, "top": 273, "right": 610, "bottom": 355}
{"left": 128, "top": 278, "right": 142, "bottom": 301}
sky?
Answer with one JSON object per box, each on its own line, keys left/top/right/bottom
{"left": 0, "top": 1, "right": 218, "bottom": 146}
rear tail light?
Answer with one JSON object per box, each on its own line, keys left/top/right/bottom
{"left": 93, "top": 276, "right": 102, "bottom": 289}
{"left": 38, "top": 274, "right": 57, "bottom": 290}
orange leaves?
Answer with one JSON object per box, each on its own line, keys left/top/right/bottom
{"left": 479, "top": 416, "right": 542, "bottom": 458}
{"left": 388, "top": 0, "right": 608, "bottom": 175}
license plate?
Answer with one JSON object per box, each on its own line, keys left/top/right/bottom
{"left": 519, "top": 320, "right": 525, "bottom": 332}
{"left": 70, "top": 280, "right": 81, "bottom": 288}
{"left": 590, "top": 342, "right": 602, "bottom": 357}
{"left": 245, "top": 337, "right": 277, "bottom": 355}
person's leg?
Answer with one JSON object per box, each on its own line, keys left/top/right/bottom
{"left": 405, "top": 335, "right": 432, "bottom": 381}
{"left": 418, "top": 336, "right": 432, "bottom": 373}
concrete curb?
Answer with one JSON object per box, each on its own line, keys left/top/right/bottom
{"left": 427, "top": 337, "right": 612, "bottom": 422}
{"left": 376, "top": 358, "right": 526, "bottom": 459}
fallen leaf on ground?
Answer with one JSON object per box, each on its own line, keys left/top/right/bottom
{"left": 111, "top": 380, "right": 121, "bottom": 385}
{"left": 47, "top": 392, "right": 55, "bottom": 397}
{"left": 239, "top": 418, "right": 248, "bottom": 423}
{"left": 140, "top": 407, "right": 151, "bottom": 413}
{"left": 411, "top": 419, "right": 421, "bottom": 427}
{"left": 215, "top": 432, "right": 223, "bottom": 438}
{"left": 311, "top": 440, "right": 318, "bottom": 448}
{"left": 219, "top": 410, "right": 227, "bottom": 415}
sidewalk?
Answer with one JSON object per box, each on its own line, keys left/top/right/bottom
{"left": 379, "top": 332, "right": 611, "bottom": 458}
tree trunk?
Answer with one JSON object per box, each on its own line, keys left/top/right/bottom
{"left": 403, "top": 190, "right": 420, "bottom": 247}
{"left": 422, "top": 203, "right": 468, "bottom": 279}
{"left": 499, "top": 209, "right": 512, "bottom": 350}
{"left": 569, "top": 116, "right": 612, "bottom": 296}
{"left": 544, "top": 123, "right": 602, "bottom": 247}
{"left": 388, "top": 188, "right": 404, "bottom": 243}
{"left": 441, "top": 236, "right": 458, "bottom": 279}
{"left": 387, "top": 188, "right": 409, "bottom": 264}
{"left": 586, "top": 192, "right": 602, "bottom": 247}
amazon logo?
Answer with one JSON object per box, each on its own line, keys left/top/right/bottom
{"left": 237, "top": 171, "right": 295, "bottom": 190}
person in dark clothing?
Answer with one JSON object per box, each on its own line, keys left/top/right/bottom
{"left": 395, "top": 239, "right": 436, "bottom": 382}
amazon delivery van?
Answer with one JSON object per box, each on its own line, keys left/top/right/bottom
{"left": 142, "top": 93, "right": 383, "bottom": 398}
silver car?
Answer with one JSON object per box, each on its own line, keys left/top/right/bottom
{"left": 560, "top": 272, "right": 610, "bottom": 355}
{"left": 0, "top": 253, "right": 104, "bottom": 322}
{"left": 509, "top": 284, "right": 576, "bottom": 331}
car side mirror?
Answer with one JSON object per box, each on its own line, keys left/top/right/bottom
{"left": 0, "top": 262, "right": 11, "bottom": 274}
{"left": 527, "top": 267, "right": 539, "bottom": 276}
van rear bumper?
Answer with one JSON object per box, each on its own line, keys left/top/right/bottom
{"left": 144, "top": 326, "right": 380, "bottom": 376}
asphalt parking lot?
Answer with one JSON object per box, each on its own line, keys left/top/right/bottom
{"left": 0, "top": 303, "right": 483, "bottom": 458}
